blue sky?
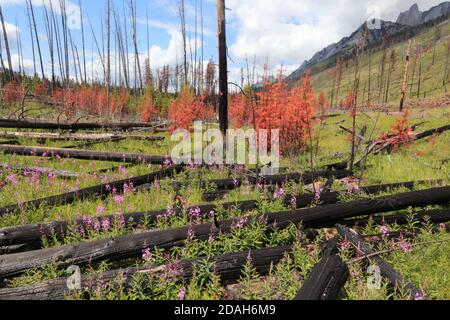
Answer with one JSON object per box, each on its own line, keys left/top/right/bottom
{"left": 0, "top": 0, "right": 446, "bottom": 86}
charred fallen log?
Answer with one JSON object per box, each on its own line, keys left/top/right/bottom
{"left": 0, "top": 145, "right": 169, "bottom": 164}
{"left": 0, "top": 119, "right": 166, "bottom": 131}
{"left": 0, "top": 187, "right": 448, "bottom": 280}
{"left": 0, "top": 245, "right": 292, "bottom": 300}
{"left": 336, "top": 224, "right": 427, "bottom": 300}
{"left": 1, "top": 180, "right": 437, "bottom": 249}
{"left": 204, "top": 169, "right": 350, "bottom": 191}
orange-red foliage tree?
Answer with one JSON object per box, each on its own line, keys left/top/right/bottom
{"left": 3, "top": 80, "right": 24, "bottom": 103}
{"left": 168, "top": 87, "right": 216, "bottom": 133}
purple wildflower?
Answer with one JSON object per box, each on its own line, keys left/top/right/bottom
{"left": 102, "top": 218, "right": 110, "bottom": 231}
{"left": 380, "top": 225, "right": 389, "bottom": 236}
{"left": 398, "top": 240, "right": 412, "bottom": 254}
{"left": 414, "top": 292, "right": 425, "bottom": 300}
{"left": 273, "top": 187, "right": 285, "bottom": 199}
{"left": 6, "top": 174, "right": 18, "bottom": 185}
{"left": 78, "top": 226, "right": 86, "bottom": 237}
{"left": 96, "top": 205, "right": 105, "bottom": 215}
{"left": 290, "top": 196, "right": 297, "bottom": 209}
{"left": 113, "top": 212, "right": 125, "bottom": 228}
{"left": 162, "top": 259, "right": 183, "bottom": 280}
{"left": 314, "top": 190, "right": 321, "bottom": 201}
{"left": 113, "top": 194, "right": 124, "bottom": 204}
{"left": 93, "top": 219, "right": 101, "bottom": 232}
{"left": 177, "top": 287, "right": 186, "bottom": 300}
{"left": 118, "top": 165, "right": 127, "bottom": 175}
{"left": 189, "top": 207, "right": 201, "bottom": 223}
{"left": 142, "top": 248, "right": 153, "bottom": 263}
{"left": 163, "top": 158, "right": 173, "bottom": 167}
{"left": 232, "top": 217, "right": 248, "bottom": 229}
{"left": 82, "top": 216, "right": 93, "bottom": 229}
{"left": 187, "top": 225, "right": 195, "bottom": 241}
{"left": 232, "top": 178, "right": 240, "bottom": 187}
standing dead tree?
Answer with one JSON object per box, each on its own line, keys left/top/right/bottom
{"left": 400, "top": 40, "right": 412, "bottom": 112}
{"left": 217, "top": 0, "right": 229, "bottom": 136}
{"left": 0, "top": 5, "right": 13, "bottom": 78}
{"left": 43, "top": 1, "right": 55, "bottom": 88}
{"left": 129, "top": 0, "right": 143, "bottom": 93}
{"left": 178, "top": 0, "right": 188, "bottom": 85}
{"left": 28, "top": 0, "right": 45, "bottom": 80}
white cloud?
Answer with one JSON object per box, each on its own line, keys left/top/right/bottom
{"left": 226, "top": 0, "right": 446, "bottom": 75}
{"left": 0, "top": 0, "right": 81, "bottom": 29}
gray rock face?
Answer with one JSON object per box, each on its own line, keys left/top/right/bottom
{"left": 397, "top": 3, "right": 422, "bottom": 26}
{"left": 396, "top": 2, "right": 450, "bottom": 26}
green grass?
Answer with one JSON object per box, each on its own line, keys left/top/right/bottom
{"left": 310, "top": 19, "right": 450, "bottom": 108}
{"left": 0, "top": 104, "right": 448, "bottom": 300}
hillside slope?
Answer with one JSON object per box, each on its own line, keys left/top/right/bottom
{"left": 309, "top": 18, "right": 450, "bottom": 108}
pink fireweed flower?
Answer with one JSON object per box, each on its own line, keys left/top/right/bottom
{"left": 47, "top": 173, "right": 56, "bottom": 185}
{"left": 177, "top": 287, "right": 186, "bottom": 300}
{"left": 102, "top": 218, "right": 110, "bottom": 231}
{"left": 187, "top": 225, "right": 195, "bottom": 241}
{"left": 118, "top": 165, "right": 127, "bottom": 175}
{"left": 189, "top": 207, "right": 201, "bottom": 223}
{"left": 96, "top": 205, "right": 105, "bottom": 215}
{"left": 163, "top": 158, "right": 173, "bottom": 167}
{"left": 23, "top": 169, "right": 31, "bottom": 177}
{"left": 93, "top": 219, "right": 101, "bottom": 232}
{"left": 123, "top": 182, "right": 134, "bottom": 193}
{"left": 232, "top": 217, "right": 248, "bottom": 229}
{"left": 82, "top": 216, "right": 93, "bottom": 228}
{"left": 290, "top": 196, "right": 297, "bottom": 209}
{"left": 162, "top": 259, "right": 183, "bottom": 280}
{"left": 165, "top": 205, "right": 175, "bottom": 218}
{"left": 439, "top": 223, "right": 446, "bottom": 229}
{"left": 314, "top": 190, "right": 321, "bottom": 201}
{"left": 398, "top": 240, "right": 412, "bottom": 254}
{"left": 142, "top": 248, "right": 153, "bottom": 263}
{"left": 256, "top": 183, "right": 264, "bottom": 190}
{"left": 113, "top": 194, "right": 124, "bottom": 204}
{"left": 273, "top": 187, "right": 285, "bottom": 199}
{"left": 6, "top": 174, "right": 18, "bottom": 185}
{"left": 380, "top": 225, "right": 389, "bottom": 236}
{"left": 113, "top": 212, "right": 125, "bottom": 228}
{"left": 31, "top": 171, "right": 40, "bottom": 183}
{"left": 208, "top": 210, "right": 216, "bottom": 218}
{"left": 414, "top": 292, "right": 425, "bottom": 300}
{"left": 78, "top": 226, "right": 86, "bottom": 237}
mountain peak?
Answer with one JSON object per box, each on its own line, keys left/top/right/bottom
{"left": 397, "top": 1, "right": 450, "bottom": 26}
{"left": 397, "top": 3, "right": 423, "bottom": 26}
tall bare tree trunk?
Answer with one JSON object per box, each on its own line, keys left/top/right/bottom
{"left": 28, "top": 0, "right": 45, "bottom": 80}
{"left": 26, "top": 1, "right": 37, "bottom": 77}
{"left": 217, "top": 0, "right": 229, "bottom": 136}
{"left": 60, "top": 0, "right": 70, "bottom": 86}
{"left": 178, "top": 0, "right": 188, "bottom": 85}
{"left": 43, "top": 2, "right": 55, "bottom": 88}
{"left": 129, "top": 0, "right": 143, "bottom": 93}
{"left": 106, "top": 0, "right": 111, "bottom": 114}
{"left": 0, "top": 6, "right": 13, "bottom": 78}
{"left": 400, "top": 40, "right": 411, "bottom": 112}
{"left": 79, "top": 0, "right": 87, "bottom": 84}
